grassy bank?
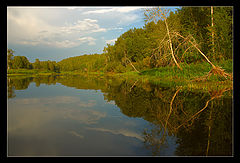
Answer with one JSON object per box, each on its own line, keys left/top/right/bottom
{"left": 116, "top": 59, "right": 233, "bottom": 79}
{"left": 112, "top": 59, "right": 233, "bottom": 91}
{"left": 7, "top": 59, "right": 233, "bottom": 83}
{"left": 7, "top": 69, "right": 59, "bottom": 76}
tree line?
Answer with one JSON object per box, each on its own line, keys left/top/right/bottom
{"left": 7, "top": 49, "right": 60, "bottom": 72}
{"left": 7, "top": 7, "right": 233, "bottom": 73}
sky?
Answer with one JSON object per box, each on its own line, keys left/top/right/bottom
{"left": 7, "top": 6, "right": 178, "bottom": 62}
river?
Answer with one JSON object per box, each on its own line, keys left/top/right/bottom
{"left": 7, "top": 75, "right": 233, "bottom": 156}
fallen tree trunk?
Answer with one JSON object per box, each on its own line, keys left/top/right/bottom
{"left": 124, "top": 50, "right": 140, "bottom": 73}
{"left": 173, "top": 32, "right": 215, "bottom": 68}
{"left": 125, "top": 57, "right": 140, "bottom": 73}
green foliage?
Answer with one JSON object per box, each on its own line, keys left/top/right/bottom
{"left": 7, "top": 49, "right": 14, "bottom": 69}
{"left": 104, "top": 6, "right": 232, "bottom": 72}
{"left": 178, "top": 7, "right": 210, "bottom": 52}
{"left": 209, "top": 7, "right": 233, "bottom": 60}
{"left": 114, "top": 64, "right": 126, "bottom": 73}
{"left": 12, "top": 56, "right": 32, "bottom": 69}
{"left": 33, "top": 59, "right": 41, "bottom": 69}
{"left": 177, "top": 7, "right": 233, "bottom": 61}
{"left": 32, "top": 59, "right": 59, "bottom": 72}
{"left": 140, "top": 59, "right": 231, "bottom": 81}
{"left": 103, "top": 61, "right": 126, "bottom": 73}
{"left": 57, "top": 53, "right": 106, "bottom": 72}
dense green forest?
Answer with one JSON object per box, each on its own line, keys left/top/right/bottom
{"left": 7, "top": 7, "right": 233, "bottom": 76}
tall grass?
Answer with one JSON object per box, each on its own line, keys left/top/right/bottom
{"left": 140, "top": 59, "right": 232, "bottom": 81}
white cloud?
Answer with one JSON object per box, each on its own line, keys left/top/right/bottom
{"left": 8, "top": 97, "right": 105, "bottom": 135}
{"left": 107, "top": 27, "right": 124, "bottom": 30}
{"left": 114, "top": 7, "right": 143, "bottom": 13}
{"left": 82, "top": 7, "right": 143, "bottom": 27}
{"left": 64, "top": 109, "right": 106, "bottom": 124}
{"left": 78, "top": 37, "right": 96, "bottom": 45}
{"left": 7, "top": 6, "right": 145, "bottom": 55}
{"left": 60, "top": 19, "right": 106, "bottom": 34}
{"left": 83, "top": 7, "right": 141, "bottom": 14}
{"left": 86, "top": 127, "right": 144, "bottom": 141}
{"left": 8, "top": 8, "right": 55, "bottom": 42}
{"left": 53, "top": 40, "right": 83, "bottom": 48}
{"left": 106, "top": 38, "right": 117, "bottom": 45}
{"left": 69, "top": 131, "right": 84, "bottom": 139}
{"left": 18, "top": 37, "right": 97, "bottom": 48}
{"left": 8, "top": 8, "right": 105, "bottom": 48}
{"left": 118, "top": 14, "right": 139, "bottom": 25}
{"left": 66, "top": 7, "right": 78, "bottom": 10}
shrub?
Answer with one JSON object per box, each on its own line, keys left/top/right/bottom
{"left": 114, "top": 64, "right": 126, "bottom": 73}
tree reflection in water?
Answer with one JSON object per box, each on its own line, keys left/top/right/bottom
{"left": 142, "top": 85, "right": 232, "bottom": 156}
{"left": 7, "top": 75, "right": 233, "bottom": 156}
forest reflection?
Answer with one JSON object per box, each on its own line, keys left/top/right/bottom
{"left": 7, "top": 75, "right": 233, "bottom": 156}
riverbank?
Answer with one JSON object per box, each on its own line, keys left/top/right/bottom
{"left": 7, "top": 59, "right": 233, "bottom": 88}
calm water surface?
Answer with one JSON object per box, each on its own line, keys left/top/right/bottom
{"left": 7, "top": 75, "right": 233, "bottom": 156}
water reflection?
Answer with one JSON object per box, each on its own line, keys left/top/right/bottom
{"left": 7, "top": 75, "right": 233, "bottom": 156}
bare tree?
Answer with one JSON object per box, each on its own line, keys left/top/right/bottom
{"left": 145, "top": 7, "right": 182, "bottom": 70}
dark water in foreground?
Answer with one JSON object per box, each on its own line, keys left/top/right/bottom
{"left": 7, "top": 75, "right": 233, "bottom": 156}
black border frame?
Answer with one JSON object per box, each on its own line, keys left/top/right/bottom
{"left": 1, "top": 0, "right": 239, "bottom": 160}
